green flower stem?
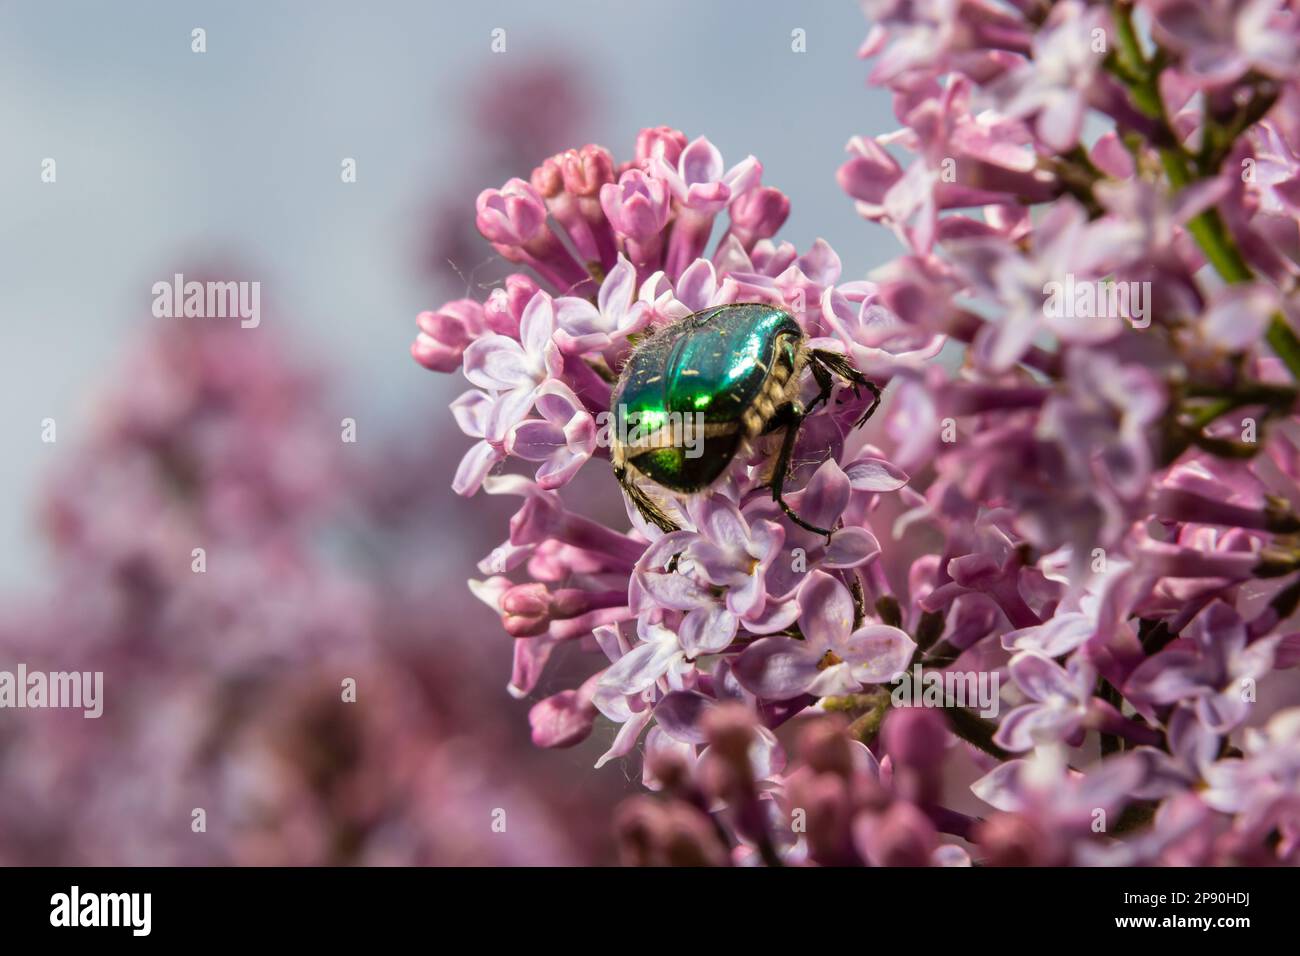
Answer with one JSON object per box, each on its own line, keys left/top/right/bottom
{"left": 1266, "top": 322, "right": 1300, "bottom": 381}
{"left": 1109, "top": 0, "right": 1300, "bottom": 380}
{"left": 1160, "top": 379, "right": 1299, "bottom": 465}
{"left": 943, "top": 707, "right": 1013, "bottom": 761}
{"left": 827, "top": 692, "right": 1014, "bottom": 761}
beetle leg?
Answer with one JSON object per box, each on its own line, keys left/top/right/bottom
{"left": 804, "top": 353, "right": 835, "bottom": 417}
{"left": 810, "top": 349, "right": 883, "bottom": 428}
{"left": 768, "top": 402, "right": 835, "bottom": 542}
{"left": 852, "top": 378, "right": 883, "bottom": 428}
{"left": 614, "top": 464, "right": 680, "bottom": 534}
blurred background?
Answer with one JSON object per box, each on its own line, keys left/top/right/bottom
{"left": 0, "top": 0, "right": 898, "bottom": 864}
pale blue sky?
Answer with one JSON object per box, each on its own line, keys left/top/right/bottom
{"left": 0, "top": 0, "right": 898, "bottom": 585}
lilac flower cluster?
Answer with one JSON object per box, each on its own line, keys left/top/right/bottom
{"left": 0, "top": 321, "right": 609, "bottom": 865}
{"left": 416, "top": 0, "right": 1300, "bottom": 865}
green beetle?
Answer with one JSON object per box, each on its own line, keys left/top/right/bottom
{"left": 610, "top": 302, "right": 880, "bottom": 538}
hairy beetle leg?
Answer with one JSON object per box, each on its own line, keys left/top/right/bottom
{"left": 809, "top": 349, "right": 883, "bottom": 428}
{"left": 769, "top": 402, "right": 835, "bottom": 543}
{"left": 804, "top": 356, "right": 836, "bottom": 417}
{"left": 615, "top": 464, "right": 680, "bottom": 534}
{"left": 854, "top": 378, "right": 883, "bottom": 428}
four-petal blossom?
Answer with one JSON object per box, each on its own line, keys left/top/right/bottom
{"left": 734, "top": 571, "right": 915, "bottom": 699}
{"left": 994, "top": 651, "right": 1094, "bottom": 752}
{"left": 505, "top": 380, "right": 597, "bottom": 489}
{"left": 462, "top": 291, "right": 565, "bottom": 441}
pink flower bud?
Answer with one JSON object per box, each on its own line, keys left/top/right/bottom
{"left": 789, "top": 771, "right": 858, "bottom": 865}
{"left": 475, "top": 178, "right": 547, "bottom": 246}
{"left": 727, "top": 185, "right": 790, "bottom": 245}
{"left": 973, "top": 812, "right": 1059, "bottom": 867}
{"left": 530, "top": 155, "right": 565, "bottom": 199}
{"left": 614, "top": 797, "right": 730, "bottom": 867}
{"left": 634, "top": 126, "right": 687, "bottom": 168}
{"left": 529, "top": 683, "right": 597, "bottom": 748}
{"left": 797, "top": 717, "right": 855, "bottom": 778}
{"left": 501, "top": 582, "right": 551, "bottom": 637}
{"left": 854, "top": 802, "right": 938, "bottom": 867}
{"left": 560, "top": 144, "right": 615, "bottom": 197}
{"left": 411, "top": 300, "right": 485, "bottom": 373}
{"left": 882, "top": 708, "right": 948, "bottom": 773}
{"left": 600, "top": 169, "right": 670, "bottom": 242}
{"left": 483, "top": 273, "right": 541, "bottom": 337}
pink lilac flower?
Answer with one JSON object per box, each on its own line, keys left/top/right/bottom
{"left": 1201, "top": 706, "right": 1300, "bottom": 831}
{"left": 412, "top": 300, "right": 486, "bottom": 373}
{"left": 1130, "top": 703, "right": 1221, "bottom": 800}
{"left": 948, "top": 199, "right": 1127, "bottom": 371}
{"left": 679, "top": 496, "right": 787, "bottom": 624}
{"left": 1148, "top": 0, "right": 1300, "bottom": 88}
{"left": 412, "top": 0, "right": 1300, "bottom": 865}
{"left": 748, "top": 459, "right": 885, "bottom": 591}
{"left": 1, "top": 320, "right": 614, "bottom": 865}
{"left": 651, "top": 137, "right": 761, "bottom": 278}
{"left": 448, "top": 389, "right": 506, "bottom": 496}
{"left": 460, "top": 290, "right": 565, "bottom": 456}
{"left": 600, "top": 169, "right": 672, "bottom": 272}
{"left": 858, "top": 0, "right": 1031, "bottom": 89}
{"left": 994, "top": 651, "right": 1094, "bottom": 752}
{"left": 821, "top": 284, "right": 946, "bottom": 377}
{"left": 994, "top": 1, "right": 1113, "bottom": 152}
{"left": 505, "top": 380, "right": 597, "bottom": 490}
{"left": 733, "top": 571, "right": 915, "bottom": 699}
{"left": 840, "top": 76, "right": 1052, "bottom": 256}
{"left": 552, "top": 254, "right": 651, "bottom": 359}
{"left": 971, "top": 746, "right": 1146, "bottom": 865}
{"left": 1125, "top": 601, "right": 1281, "bottom": 732}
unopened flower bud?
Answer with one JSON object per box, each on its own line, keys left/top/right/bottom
{"left": 530, "top": 154, "right": 565, "bottom": 199}
{"left": 501, "top": 583, "right": 551, "bottom": 637}
{"left": 560, "top": 144, "right": 615, "bottom": 197}
{"left": 854, "top": 801, "right": 937, "bottom": 867}
{"left": 798, "top": 717, "right": 855, "bottom": 778}
{"left": 634, "top": 126, "right": 687, "bottom": 168}
{"left": 973, "top": 812, "right": 1057, "bottom": 867}
{"left": 614, "top": 797, "right": 729, "bottom": 867}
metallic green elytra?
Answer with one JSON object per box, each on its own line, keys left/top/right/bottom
{"left": 609, "top": 303, "right": 882, "bottom": 537}
{"left": 612, "top": 303, "right": 801, "bottom": 492}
